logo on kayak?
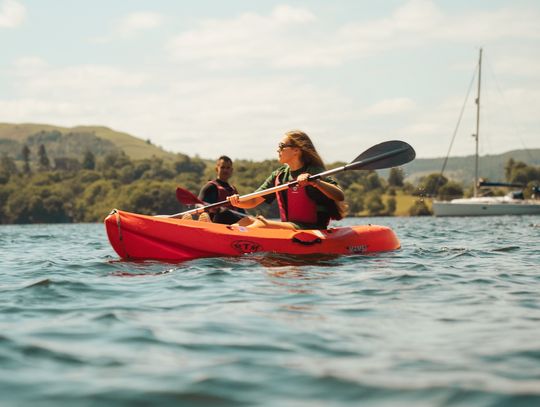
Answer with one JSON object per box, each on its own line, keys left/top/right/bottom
{"left": 347, "top": 244, "right": 367, "bottom": 253}
{"left": 232, "top": 240, "right": 261, "bottom": 254}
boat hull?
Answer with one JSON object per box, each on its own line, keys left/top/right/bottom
{"left": 104, "top": 210, "right": 401, "bottom": 261}
{"left": 433, "top": 200, "right": 540, "bottom": 217}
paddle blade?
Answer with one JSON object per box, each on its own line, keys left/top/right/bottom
{"left": 348, "top": 140, "right": 415, "bottom": 171}
{"left": 176, "top": 188, "right": 205, "bottom": 205}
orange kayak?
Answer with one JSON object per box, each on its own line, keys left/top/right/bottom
{"left": 104, "top": 209, "right": 400, "bottom": 261}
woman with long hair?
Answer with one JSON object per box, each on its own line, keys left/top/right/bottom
{"left": 228, "top": 130, "right": 347, "bottom": 230}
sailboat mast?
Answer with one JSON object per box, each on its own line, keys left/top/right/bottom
{"left": 473, "top": 48, "right": 482, "bottom": 197}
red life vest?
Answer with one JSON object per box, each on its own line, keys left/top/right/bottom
{"left": 209, "top": 180, "right": 238, "bottom": 209}
{"left": 275, "top": 173, "right": 318, "bottom": 224}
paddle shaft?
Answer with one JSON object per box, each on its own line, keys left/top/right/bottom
{"left": 171, "top": 143, "right": 412, "bottom": 217}
{"left": 174, "top": 188, "right": 249, "bottom": 219}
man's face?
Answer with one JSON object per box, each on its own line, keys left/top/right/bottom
{"left": 216, "top": 159, "right": 233, "bottom": 181}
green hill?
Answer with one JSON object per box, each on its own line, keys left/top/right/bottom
{"left": 401, "top": 149, "right": 540, "bottom": 185}
{"left": 0, "top": 123, "right": 177, "bottom": 162}
{"left": 2, "top": 122, "right": 538, "bottom": 186}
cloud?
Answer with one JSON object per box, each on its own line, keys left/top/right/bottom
{"left": 337, "top": 0, "right": 443, "bottom": 53}
{"left": 2, "top": 2, "right": 539, "bottom": 161}
{"left": 0, "top": 58, "right": 353, "bottom": 160}
{"left": 9, "top": 58, "right": 148, "bottom": 99}
{"left": 89, "top": 11, "right": 164, "bottom": 43}
{"left": 338, "top": 0, "right": 540, "bottom": 60}
{"left": 272, "top": 4, "right": 316, "bottom": 23}
{"left": 2, "top": 54, "right": 538, "bottom": 160}
{"left": 12, "top": 56, "right": 48, "bottom": 71}
{"left": 438, "top": 7, "right": 540, "bottom": 43}
{"left": 364, "top": 98, "right": 417, "bottom": 116}
{"left": 167, "top": 1, "right": 540, "bottom": 70}
{"left": 0, "top": 0, "right": 25, "bottom": 28}
{"left": 116, "top": 11, "right": 164, "bottom": 37}
{"left": 491, "top": 52, "right": 540, "bottom": 78}
{"left": 167, "top": 5, "right": 322, "bottom": 68}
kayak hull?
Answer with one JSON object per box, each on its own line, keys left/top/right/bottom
{"left": 104, "top": 209, "right": 400, "bottom": 261}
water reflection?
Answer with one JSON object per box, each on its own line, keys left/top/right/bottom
{"left": 254, "top": 252, "right": 340, "bottom": 269}
{"left": 107, "top": 259, "right": 176, "bottom": 277}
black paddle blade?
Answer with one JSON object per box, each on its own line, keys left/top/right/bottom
{"left": 348, "top": 140, "right": 415, "bottom": 171}
{"left": 176, "top": 187, "right": 204, "bottom": 205}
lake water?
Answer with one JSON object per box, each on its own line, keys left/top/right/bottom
{"left": 1, "top": 216, "right": 539, "bottom": 406}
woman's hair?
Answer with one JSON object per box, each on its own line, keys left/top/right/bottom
{"left": 284, "top": 130, "right": 348, "bottom": 219}
{"left": 284, "top": 130, "right": 325, "bottom": 169}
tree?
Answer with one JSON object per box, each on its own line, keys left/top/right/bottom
{"left": 504, "top": 158, "right": 515, "bottom": 181}
{"left": 82, "top": 150, "right": 96, "bottom": 170}
{"left": 100, "top": 151, "right": 131, "bottom": 170}
{"left": 22, "top": 145, "right": 31, "bottom": 174}
{"left": 38, "top": 144, "right": 50, "bottom": 170}
{"left": 416, "top": 173, "right": 448, "bottom": 196}
{"left": 402, "top": 181, "right": 415, "bottom": 194}
{"left": 0, "top": 154, "right": 17, "bottom": 184}
{"left": 1, "top": 154, "right": 17, "bottom": 174}
{"left": 437, "top": 181, "right": 464, "bottom": 200}
{"left": 54, "top": 157, "right": 81, "bottom": 171}
{"left": 121, "top": 180, "right": 179, "bottom": 215}
{"left": 388, "top": 167, "right": 404, "bottom": 187}
{"left": 366, "top": 193, "right": 385, "bottom": 216}
{"left": 141, "top": 158, "right": 175, "bottom": 180}
{"left": 509, "top": 165, "right": 539, "bottom": 186}
{"left": 174, "top": 155, "right": 206, "bottom": 174}
{"left": 344, "top": 182, "right": 365, "bottom": 215}
{"left": 385, "top": 196, "right": 397, "bottom": 215}
{"left": 366, "top": 172, "right": 382, "bottom": 191}
{"left": 3, "top": 185, "right": 72, "bottom": 223}
{"left": 409, "top": 199, "right": 432, "bottom": 216}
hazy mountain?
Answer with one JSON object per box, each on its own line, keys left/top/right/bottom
{"left": 401, "top": 149, "right": 540, "bottom": 184}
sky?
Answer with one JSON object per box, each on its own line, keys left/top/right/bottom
{"left": 1, "top": 0, "right": 539, "bottom": 162}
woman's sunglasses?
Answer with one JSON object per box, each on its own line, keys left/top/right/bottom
{"left": 278, "top": 142, "right": 296, "bottom": 151}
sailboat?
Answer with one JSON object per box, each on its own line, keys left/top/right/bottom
{"left": 432, "top": 49, "right": 540, "bottom": 217}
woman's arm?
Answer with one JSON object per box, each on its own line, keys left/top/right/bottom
{"left": 297, "top": 174, "right": 345, "bottom": 201}
{"left": 228, "top": 194, "right": 265, "bottom": 209}
{"left": 229, "top": 169, "right": 280, "bottom": 209}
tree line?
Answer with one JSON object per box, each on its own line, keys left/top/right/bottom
{"left": 413, "top": 158, "right": 540, "bottom": 200}
{"left": 0, "top": 144, "right": 538, "bottom": 223}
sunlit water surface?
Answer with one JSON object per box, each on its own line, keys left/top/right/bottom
{"left": 1, "top": 216, "right": 539, "bottom": 406}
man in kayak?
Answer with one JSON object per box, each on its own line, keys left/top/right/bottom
{"left": 194, "top": 155, "right": 246, "bottom": 224}
{"left": 228, "top": 130, "right": 347, "bottom": 230}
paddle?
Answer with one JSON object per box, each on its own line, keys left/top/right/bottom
{"left": 175, "top": 187, "right": 249, "bottom": 218}
{"left": 170, "top": 140, "right": 415, "bottom": 218}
